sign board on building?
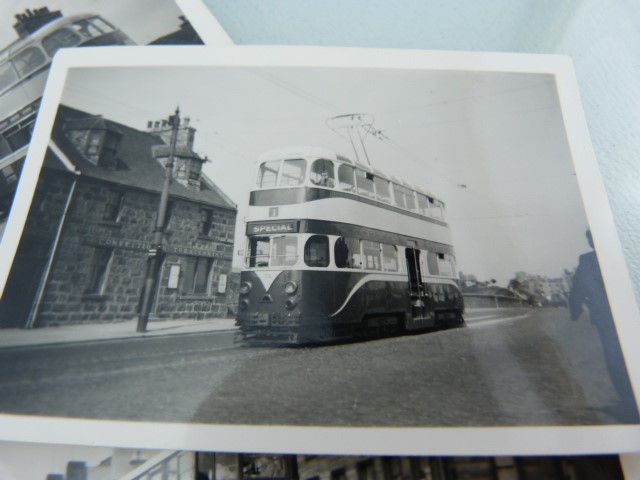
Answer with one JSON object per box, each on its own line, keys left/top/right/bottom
{"left": 167, "top": 264, "right": 181, "bottom": 289}
{"left": 217, "top": 273, "right": 227, "bottom": 294}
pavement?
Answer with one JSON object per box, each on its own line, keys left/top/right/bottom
{"left": 0, "top": 307, "right": 523, "bottom": 349}
{"left": 0, "top": 318, "right": 239, "bottom": 348}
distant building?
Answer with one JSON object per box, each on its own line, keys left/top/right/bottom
{"left": 514, "top": 271, "right": 570, "bottom": 304}
{"left": 0, "top": 105, "right": 236, "bottom": 328}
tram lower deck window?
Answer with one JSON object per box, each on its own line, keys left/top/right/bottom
{"left": 247, "top": 235, "right": 298, "bottom": 267}
{"left": 304, "top": 235, "right": 329, "bottom": 267}
{"left": 334, "top": 237, "right": 361, "bottom": 269}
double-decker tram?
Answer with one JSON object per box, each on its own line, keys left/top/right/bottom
{"left": 236, "top": 146, "right": 464, "bottom": 344}
{"left": 0, "top": 11, "right": 134, "bottom": 222}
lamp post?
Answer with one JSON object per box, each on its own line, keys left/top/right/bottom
{"left": 137, "top": 107, "right": 180, "bottom": 333}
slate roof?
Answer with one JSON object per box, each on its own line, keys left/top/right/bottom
{"left": 47, "top": 105, "right": 236, "bottom": 211}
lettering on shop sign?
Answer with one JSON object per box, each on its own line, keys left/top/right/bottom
{"left": 247, "top": 221, "right": 298, "bottom": 235}
{"left": 165, "top": 245, "right": 221, "bottom": 258}
{"left": 88, "top": 236, "right": 222, "bottom": 258}
{"left": 93, "top": 237, "right": 152, "bottom": 250}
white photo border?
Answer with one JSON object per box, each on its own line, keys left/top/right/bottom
{"left": 1, "top": 45, "right": 640, "bottom": 456}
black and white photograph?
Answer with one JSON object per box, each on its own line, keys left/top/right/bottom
{"left": 0, "top": 0, "right": 210, "bottom": 241}
{"left": 0, "top": 440, "right": 629, "bottom": 480}
{"left": 0, "top": 47, "right": 639, "bottom": 455}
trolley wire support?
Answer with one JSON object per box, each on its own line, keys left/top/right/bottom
{"left": 136, "top": 107, "right": 181, "bottom": 333}
{"left": 326, "top": 113, "right": 381, "bottom": 166}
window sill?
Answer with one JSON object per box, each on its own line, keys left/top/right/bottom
{"left": 98, "top": 221, "right": 122, "bottom": 228}
{"left": 82, "top": 293, "right": 108, "bottom": 301}
{"left": 179, "top": 294, "right": 213, "bottom": 301}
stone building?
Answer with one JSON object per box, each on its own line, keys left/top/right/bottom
{"left": 0, "top": 105, "right": 237, "bottom": 328}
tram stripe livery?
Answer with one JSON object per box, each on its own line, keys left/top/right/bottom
{"left": 236, "top": 146, "right": 464, "bottom": 344}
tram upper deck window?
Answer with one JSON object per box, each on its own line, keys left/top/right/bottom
{"left": 304, "top": 235, "right": 329, "bottom": 267}
{"left": 334, "top": 237, "right": 361, "bottom": 269}
{"left": 13, "top": 46, "right": 46, "bottom": 78}
{"left": 257, "top": 160, "right": 280, "bottom": 188}
{"left": 405, "top": 189, "right": 417, "bottom": 211}
{"left": 43, "top": 28, "right": 82, "bottom": 57}
{"left": 337, "top": 164, "right": 355, "bottom": 191}
{"left": 309, "top": 159, "right": 335, "bottom": 188}
{"left": 355, "top": 169, "right": 375, "bottom": 199}
{"left": 257, "top": 159, "right": 307, "bottom": 188}
{"left": 431, "top": 199, "right": 444, "bottom": 219}
{"left": 72, "top": 17, "right": 116, "bottom": 38}
{"left": 0, "top": 62, "right": 18, "bottom": 93}
{"left": 416, "top": 193, "right": 430, "bottom": 216}
{"left": 392, "top": 183, "right": 405, "bottom": 209}
{"left": 393, "top": 184, "right": 417, "bottom": 212}
{"left": 280, "top": 158, "right": 306, "bottom": 186}
{"left": 373, "top": 177, "right": 391, "bottom": 203}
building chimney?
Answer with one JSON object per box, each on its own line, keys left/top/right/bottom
{"left": 147, "top": 115, "right": 196, "bottom": 150}
{"left": 13, "top": 6, "right": 62, "bottom": 38}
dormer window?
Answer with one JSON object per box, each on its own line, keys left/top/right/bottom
{"left": 64, "top": 117, "right": 122, "bottom": 169}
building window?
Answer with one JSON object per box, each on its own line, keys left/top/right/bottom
{"left": 1, "top": 165, "right": 18, "bottom": 185}
{"left": 189, "top": 161, "right": 202, "bottom": 181}
{"left": 357, "top": 460, "right": 377, "bottom": 480}
{"left": 87, "top": 247, "right": 113, "bottom": 294}
{"left": 183, "top": 256, "right": 213, "bottom": 295}
{"left": 331, "top": 468, "right": 348, "bottom": 480}
{"left": 382, "top": 458, "right": 404, "bottom": 480}
{"left": 200, "top": 208, "right": 214, "bottom": 236}
{"left": 162, "top": 201, "right": 175, "bottom": 230}
{"left": 102, "top": 189, "right": 124, "bottom": 222}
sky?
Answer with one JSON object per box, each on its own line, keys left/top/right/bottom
{"left": 56, "top": 62, "right": 589, "bottom": 285}
{"left": 0, "top": 0, "right": 188, "bottom": 47}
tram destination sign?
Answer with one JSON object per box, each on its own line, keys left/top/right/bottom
{"left": 247, "top": 221, "right": 298, "bottom": 235}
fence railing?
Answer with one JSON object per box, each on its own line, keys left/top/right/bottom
{"left": 463, "top": 294, "right": 527, "bottom": 309}
{"left": 119, "top": 451, "right": 194, "bottom": 480}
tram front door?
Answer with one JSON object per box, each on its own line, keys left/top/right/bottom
{"left": 405, "top": 247, "right": 426, "bottom": 318}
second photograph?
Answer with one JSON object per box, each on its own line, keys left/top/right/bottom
{"left": 0, "top": 47, "right": 638, "bottom": 454}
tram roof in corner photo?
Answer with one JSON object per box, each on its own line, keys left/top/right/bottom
{"left": 255, "top": 145, "right": 444, "bottom": 204}
{"left": 1, "top": 13, "right": 111, "bottom": 59}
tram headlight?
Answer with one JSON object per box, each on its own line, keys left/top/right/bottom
{"left": 239, "top": 299, "right": 250, "bottom": 310}
{"left": 285, "top": 299, "right": 297, "bottom": 310}
{"left": 284, "top": 281, "right": 298, "bottom": 295}
{"left": 239, "top": 282, "right": 252, "bottom": 295}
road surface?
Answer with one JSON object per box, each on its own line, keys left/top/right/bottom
{"left": 0, "top": 307, "right": 636, "bottom": 427}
